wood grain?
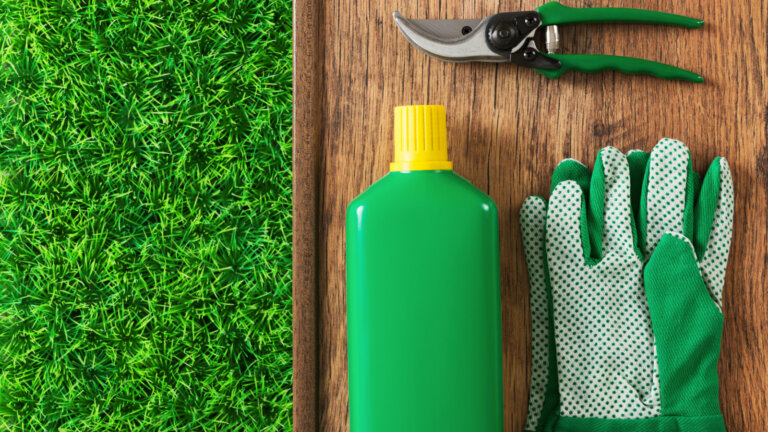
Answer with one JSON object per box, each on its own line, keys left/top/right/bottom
{"left": 293, "top": 0, "right": 768, "bottom": 430}
{"left": 292, "top": 0, "right": 324, "bottom": 429}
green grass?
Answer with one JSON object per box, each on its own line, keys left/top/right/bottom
{"left": 0, "top": 1, "right": 293, "bottom": 430}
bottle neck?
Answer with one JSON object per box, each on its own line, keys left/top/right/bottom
{"left": 389, "top": 161, "right": 453, "bottom": 172}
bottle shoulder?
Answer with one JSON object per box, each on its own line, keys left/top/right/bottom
{"left": 347, "top": 171, "right": 497, "bottom": 217}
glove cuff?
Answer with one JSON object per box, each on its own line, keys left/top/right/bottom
{"left": 552, "top": 414, "right": 725, "bottom": 432}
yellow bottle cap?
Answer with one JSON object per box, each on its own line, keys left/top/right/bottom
{"left": 390, "top": 105, "right": 453, "bottom": 172}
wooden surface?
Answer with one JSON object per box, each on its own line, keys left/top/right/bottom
{"left": 293, "top": 0, "right": 768, "bottom": 430}
{"left": 293, "top": 0, "right": 324, "bottom": 429}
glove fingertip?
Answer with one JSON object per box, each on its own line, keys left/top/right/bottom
{"left": 522, "top": 195, "right": 547, "bottom": 211}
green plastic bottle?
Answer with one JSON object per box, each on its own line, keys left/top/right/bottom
{"left": 346, "top": 105, "right": 503, "bottom": 431}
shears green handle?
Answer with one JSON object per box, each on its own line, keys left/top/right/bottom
{"left": 538, "top": 54, "right": 704, "bottom": 82}
{"left": 537, "top": 1, "right": 704, "bottom": 27}
{"left": 534, "top": 2, "right": 704, "bottom": 82}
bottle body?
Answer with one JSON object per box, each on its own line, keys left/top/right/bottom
{"left": 346, "top": 170, "right": 502, "bottom": 432}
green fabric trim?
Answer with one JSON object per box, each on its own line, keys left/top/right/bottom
{"left": 644, "top": 234, "right": 723, "bottom": 417}
{"left": 627, "top": 150, "right": 650, "bottom": 233}
{"left": 551, "top": 160, "right": 590, "bottom": 194}
{"left": 626, "top": 150, "right": 649, "bottom": 259}
{"left": 587, "top": 150, "right": 607, "bottom": 259}
{"left": 682, "top": 157, "right": 698, "bottom": 240}
{"left": 551, "top": 414, "right": 725, "bottom": 432}
{"left": 638, "top": 154, "right": 652, "bottom": 253}
{"left": 693, "top": 159, "right": 722, "bottom": 258}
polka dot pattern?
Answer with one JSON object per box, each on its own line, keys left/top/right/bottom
{"left": 600, "top": 147, "right": 637, "bottom": 256}
{"left": 645, "top": 139, "right": 689, "bottom": 255}
{"left": 547, "top": 176, "right": 660, "bottom": 419}
{"left": 520, "top": 197, "right": 550, "bottom": 431}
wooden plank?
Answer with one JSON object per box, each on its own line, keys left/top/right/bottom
{"left": 293, "top": 0, "right": 768, "bottom": 430}
{"left": 292, "top": 0, "right": 324, "bottom": 429}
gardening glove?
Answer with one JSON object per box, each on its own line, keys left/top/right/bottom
{"left": 529, "top": 139, "right": 732, "bottom": 431}
{"left": 521, "top": 148, "right": 650, "bottom": 432}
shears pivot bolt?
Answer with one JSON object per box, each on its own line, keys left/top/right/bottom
{"left": 488, "top": 22, "right": 518, "bottom": 50}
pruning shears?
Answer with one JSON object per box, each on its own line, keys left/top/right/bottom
{"left": 393, "top": 2, "right": 704, "bottom": 82}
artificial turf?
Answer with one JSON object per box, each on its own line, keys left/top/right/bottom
{"left": 0, "top": 1, "right": 293, "bottom": 430}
